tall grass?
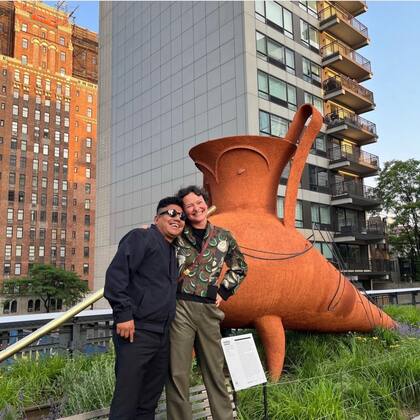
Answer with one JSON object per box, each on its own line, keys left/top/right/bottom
{"left": 0, "top": 305, "right": 419, "bottom": 419}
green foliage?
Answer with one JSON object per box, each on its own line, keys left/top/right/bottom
{"left": 2, "top": 264, "right": 88, "bottom": 312}
{"left": 375, "top": 159, "right": 420, "bottom": 261}
{"left": 0, "top": 306, "right": 419, "bottom": 419}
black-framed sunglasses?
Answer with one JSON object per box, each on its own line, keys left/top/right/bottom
{"left": 158, "top": 208, "right": 187, "bottom": 221}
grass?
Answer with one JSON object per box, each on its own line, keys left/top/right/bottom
{"left": 0, "top": 305, "right": 419, "bottom": 419}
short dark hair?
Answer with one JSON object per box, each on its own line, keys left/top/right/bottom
{"left": 156, "top": 196, "right": 183, "bottom": 214}
{"left": 177, "top": 185, "right": 209, "bottom": 204}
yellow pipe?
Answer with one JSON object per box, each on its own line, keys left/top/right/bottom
{"left": 0, "top": 206, "right": 217, "bottom": 363}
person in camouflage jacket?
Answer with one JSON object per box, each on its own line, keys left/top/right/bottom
{"left": 166, "top": 185, "right": 247, "bottom": 420}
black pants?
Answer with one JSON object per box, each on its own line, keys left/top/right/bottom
{"left": 109, "top": 328, "right": 169, "bottom": 420}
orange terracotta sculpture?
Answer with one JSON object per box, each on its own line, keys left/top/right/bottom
{"left": 189, "top": 104, "right": 396, "bottom": 381}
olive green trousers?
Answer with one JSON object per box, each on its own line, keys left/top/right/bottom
{"left": 166, "top": 299, "right": 234, "bottom": 420}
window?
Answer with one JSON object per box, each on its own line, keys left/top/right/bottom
{"left": 64, "top": 117, "right": 69, "bottom": 127}
{"left": 52, "top": 229, "right": 57, "bottom": 240}
{"left": 85, "top": 183, "right": 91, "bottom": 194}
{"left": 64, "top": 101, "right": 70, "bottom": 112}
{"left": 258, "top": 70, "right": 297, "bottom": 111}
{"left": 3, "top": 264, "right": 11, "bottom": 277}
{"left": 299, "top": 1, "right": 318, "bottom": 17}
{"left": 60, "top": 51, "right": 66, "bottom": 62}
{"left": 7, "top": 208, "right": 13, "bottom": 222}
{"left": 314, "top": 242, "right": 333, "bottom": 260}
{"left": 256, "top": 1, "right": 293, "bottom": 38}
{"left": 30, "top": 210, "right": 36, "bottom": 223}
{"left": 60, "top": 68, "right": 65, "bottom": 76}
{"left": 15, "top": 263, "right": 21, "bottom": 275}
{"left": 63, "top": 148, "right": 68, "bottom": 159}
{"left": 86, "top": 153, "right": 91, "bottom": 163}
{"left": 276, "top": 197, "right": 303, "bottom": 227}
{"left": 22, "top": 124, "right": 28, "bottom": 135}
{"left": 54, "top": 147, "right": 60, "bottom": 158}
{"left": 22, "top": 107, "right": 28, "bottom": 118}
{"left": 84, "top": 231, "right": 90, "bottom": 241}
{"left": 85, "top": 215, "right": 91, "bottom": 226}
{"left": 65, "top": 85, "right": 70, "bottom": 96}
{"left": 304, "top": 92, "right": 323, "bottom": 114}
{"left": 87, "top": 94, "right": 93, "bottom": 103}
{"left": 84, "top": 199, "right": 91, "bottom": 210}
{"left": 23, "top": 73, "right": 29, "bottom": 85}
{"left": 87, "top": 122, "right": 92, "bottom": 132}
{"left": 34, "top": 300, "right": 41, "bottom": 312}
{"left": 62, "top": 180, "right": 68, "bottom": 191}
{"left": 10, "top": 155, "right": 16, "bottom": 167}
{"left": 22, "top": 38, "right": 28, "bottom": 49}
{"left": 17, "top": 209, "right": 24, "bottom": 221}
{"left": 309, "top": 165, "right": 329, "bottom": 193}
{"left": 86, "top": 138, "right": 92, "bottom": 148}
{"left": 22, "top": 23, "right": 28, "bottom": 32}
{"left": 59, "top": 36, "right": 65, "bottom": 46}
{"left": 12, "top": 105, "right": 18, "bottom": 116}
{"left": 56, "top": 115, "right": 61, "bottom": 126}
{"left": 33, "top": 159, "right": 39, "bottom": 170}
{"left": 29, "top": 245, "right": 35, "bottom": 261}
{"left": 311, "top": 203, "right": 331, "bottom": 228}
{"left": 4, "top": 245, "right": 12, "bottom": 260}
{"left": 9, "top": 172, "right": 15, "bottom": 185}
{"left": 300, "top": 19, "right": 319, "bottom": 51}
{"left": 31, "top": 192, "right": 37, "bottom": 205}
{"left": 56, "top": 100, "right": 61, "bottom": 111}
{"left": 60, "top": 229, "right": 66, "bottom": 240}
{"left": 60, "top": 247, "right": 66, "bottom": 257}
{"left": 87, "top": 108, "right": 92, "bottom": 117}
{"left": 18, "top": 191, "right": 24, "bottom": 202}
{"left": 51, "top": 246, "right": 57, "bottom": 258}
{"left": 259, "top": 110, "right": 290, "bottom": 138}
{"left": 57, "top": 83, "right": 62, "bottom": 95}
{"left": 84, "top": 247, "right": 89, "bottom": 258}
{"left": 30, "top": 228, "right": 36, "bottom": 240}
{"left": 16, "top": 227, "right": 23, "bottom": 239}
{"left": 16, "top": 245, "right": 22, "bottom": 257}
{"left": 21, "top": 55, "right": 28, "bottom": 65}
{"left": 310, "top": 135, "right": 327, "bottom": 155}
{"left": 83, "top": 264, "right": 89, "bottom": 275}
{"left": 302, "top": 57, "right": 321, "bottom": 87}
{"left": 43, "top": 144, "right": 49, "bottom": 155}
{"left": 12, "top": 121, "right": 18, "bottom": 134}
{"left": 63, "top": 133, "right": 69, "bottom": 143}
{"left": 256, "top": 32, "right": 295, "bottom": 74}
{"left": 86, "top": 168, "right": 91, "bottom": 178}
{"left": 14, "top": 69, "right": 20, "bottom": 81}
{"left": 8, "top": 191, "right": 15, "bottom": 202}
{"left": 41, "top": 177, "right": 47, "bottom": 189}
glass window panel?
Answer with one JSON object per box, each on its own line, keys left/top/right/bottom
{"left": 258, "top": 72, "right": 268, "bottom": 93}
{"left": 287, "top": 85, "right": 297, "bottom": 106}
{"left": 296, "top": 201, "right": 303, "bottom": 221}
{"left": 313, "top": 97, "right": 323, "bottom": 113}
{"left": 309, "top": 27, "right": 319, "bottom": 49}
{"left": 267, "top": 39, "right": 284, "bottom": 63}
{"left": 255, "top": 0, "right": 265, "bottom": 16}
{"left": 315, "top": 136, "right": 326, "bottom": 152}
{"left": 322, "top": 244, "right": 333, "bottom": 260}
{"left": 300, "top": 20, "right": 309, "bottom": 43}
{"left": 320, "top": 206, "right": 331, "bottom": 225}
{"left": 283, "top": 9, "right": 293, "bottom": 36}
{"left": 277, "top": 197, "right": 284, "bottom": 219}
{"left": 256, "top": 32, "right": 266, "bottom": 54}
{"left": 271, "top": 115, "right": 288, "bottom": 137}
{"left": 285, "top": 49, "right": 295, "bottom": 71}
{"left": 266, "top": 2, "right": 283, "bottom": 27}
{"left": 259, "top": 110, "right": 270, "bottom": 134}
{"left": 311, "top": 205, "right": 320, "bottom": 223}
{"left": 302, "top": 57, "right": 311, "bottom": 77}
{"left": 269, "top": 77, "right": 286, "bottom": 101}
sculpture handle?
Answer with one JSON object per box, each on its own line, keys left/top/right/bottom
{"left": 283, "top": 104, "right": 323, "bottom": 227}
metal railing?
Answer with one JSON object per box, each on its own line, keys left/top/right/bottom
{"left": 321, "top": 40, "right": 372, "bottom": 72}
{"left": 342, "top": 259, "right": 395, "bottom": 272}
{"left": 329, "top": 145, "right": 379, "bottom": 168}
{"left": 331, "top": 180, "right": 378, "bottom": 200}
{"left": 323, "top": 74, "right": 374, "bottom": 103}
{"left": 318, "top": 4, "right": 369, "bottom": 37}
{"left": 337, "top": 221, "right": 385, "bottom": 236}
{"left": 325, "top": 105, "right": 377, "bottom": 135}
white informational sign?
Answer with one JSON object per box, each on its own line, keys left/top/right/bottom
{"left": 221, "top": 333, "right": 267, "bottom": 391}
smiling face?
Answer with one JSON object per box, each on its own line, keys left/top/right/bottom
{"left": 154, "top": 204, "right": 185, "bottom": 242}
{"left": 182, "top": 192, "right": 208, "bottom": 228}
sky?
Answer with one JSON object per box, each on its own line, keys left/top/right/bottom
{"left": 60, "top": 1, "right": 420, "bottom": 173}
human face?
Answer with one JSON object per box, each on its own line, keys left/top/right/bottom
{"left": 182, "top": 192, "right": 208, "bottom": 228}
{"left": 154, "top": 204, "right": 185, "bottom": 242}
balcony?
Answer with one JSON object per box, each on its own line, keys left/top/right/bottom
{"left": 334, "top": 221, "right": 385, "bottom": 243}
{"left": 321, "top": 40, "right": 372, "bottom": 82}
{"left": 329, "top": 145, "right": 379, "bottom": 176}
{"left": 319, "top": 4, "right": 369, "bottom": 49}
{"left": 324, "top": 106, "right": 377, "bottom": 145}
{"left": 341, "top": 259, "right": 395, "bottom": 277}
{"left": 331, "top": 180, "right": 381, "bottom": 210}
{"left": 333, "top": 1, "right": 367, "bottom": 17}
{"left": 323, "top": 75, "right": 375, "bottom": 114}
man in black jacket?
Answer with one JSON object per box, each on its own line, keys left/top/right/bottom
{"left": 104, "top": 196, "right": 186, "bottom": 420}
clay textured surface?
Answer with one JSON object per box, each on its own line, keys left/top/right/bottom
{"left": 189, "top": 104, "right": 396, "bottom": 380}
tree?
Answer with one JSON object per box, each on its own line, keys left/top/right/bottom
{"left": 375, "top": 159, "right": 420, "bottom": 278}
{"left": 2, "top": 264, "right": 89, "bottom": 313}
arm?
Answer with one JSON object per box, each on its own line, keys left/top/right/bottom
{"left": 104, "top": 230, "right": 148, "bottom": 340}
{"left": 218, "top": 233, "right": 248, "bottom": 301}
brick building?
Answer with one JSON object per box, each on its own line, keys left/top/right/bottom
{"left": 0, "top": 1, "right": 98, "bottom": 314}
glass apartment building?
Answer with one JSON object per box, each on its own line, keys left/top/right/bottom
{"left": 97, "top": 1, "right": 391, "bottom": 293}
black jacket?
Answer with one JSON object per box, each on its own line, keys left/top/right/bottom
{"left": 104, "top": 225, "right": 178, "bottom": 333}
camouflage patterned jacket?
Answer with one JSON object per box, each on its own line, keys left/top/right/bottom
{"left": 175, "top": 223, "right": 247, "bottom": 301}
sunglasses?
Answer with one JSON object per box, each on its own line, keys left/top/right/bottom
{"left": 158, "top": 208, "right": 187, "bottom": 221}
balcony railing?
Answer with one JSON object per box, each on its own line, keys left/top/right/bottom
{"left": 337, "top": 221, "right": 385, "bottom": 236}
{"left": 329, "top": 145, "right": 379, "bottom": 168}
{"left": 331, "top": 180, "right": 378, "bottom": 200}
{"left": 318, "top": 4, "right": 368, "bottom": 37}
{"left": 325, "top": 106, "right": 377, "bottom": 135}
{"left": 321, "top": 40, "right": 371, "bottom": 72}
{"left": 323, "top": 74, "right": 374, "bottom": 103}
{"left": 342, "top": 258, "right": 395, "bottom": 272}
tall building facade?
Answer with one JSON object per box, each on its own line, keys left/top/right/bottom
{"left": 97, "top": 1, "right": 391, "bottom": 293}
{"left": 0, "top": 1, "right": 98, "bottom": 314}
